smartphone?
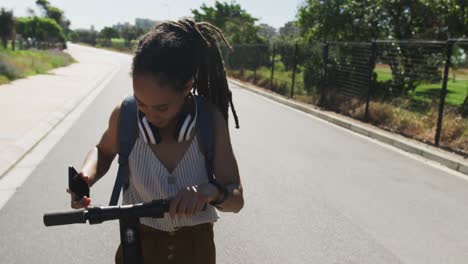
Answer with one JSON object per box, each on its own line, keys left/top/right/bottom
{"left": 68, "top": 166, "right": 90, "bottom": 201}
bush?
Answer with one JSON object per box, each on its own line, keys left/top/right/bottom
{"left": 16, "top": 17, "right": 66, "bottom": 47}
{"left": 302, "top": 43, "right": 324, "bottom": 94}
{"left": 391, "top": 109, "right": 426, "bottom": 137}
{"left": 223, "top": 44, "right": 270, "bottom": 70}
{"left": 0, "top": 55, "right": 20, "bottom": 79}
{"left": 440, "top": 109, "right": 467, "bottom": 143}
{"left": 367, "top": 102, "right": 394, "bottom": 126}
{"left": 0, "top": 49, "right": 74, "bottom": 83}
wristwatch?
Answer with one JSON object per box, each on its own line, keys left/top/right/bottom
{"left": 208, "top": 180, "right": 229, "bottom": 207}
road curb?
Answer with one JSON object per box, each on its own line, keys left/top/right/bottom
{"left": 0, "top": 64, "right": 121, "bottom": 179}
{"left": 229, "top": 78, "right": 468, "bottom": 176}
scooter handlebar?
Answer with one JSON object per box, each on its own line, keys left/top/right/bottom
{"left": 43, "top": 199, "right": 170, "bottom": 227}
{"left": 43, "top": 209, "right": 86, "bottom": 226}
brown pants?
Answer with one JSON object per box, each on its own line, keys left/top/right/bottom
{"left": 115, "top": 222, "right": 216, "bottom": 264}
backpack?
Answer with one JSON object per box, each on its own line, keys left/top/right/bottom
{"left": 108, "top": 95, "right": 216, "bottom": 206}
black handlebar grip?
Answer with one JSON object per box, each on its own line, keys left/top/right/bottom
{"left": 43, "top": 209, "right": 87, "bottom": 226}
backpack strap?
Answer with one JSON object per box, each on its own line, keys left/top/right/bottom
{"left": 195, "top": 96, "right": 215, "bottom": 182}
{"left": 109, "top": 95, "right": 138, "bottom": 206}
{"left": 195, "top": 95, "right": 229, "bottom": 208}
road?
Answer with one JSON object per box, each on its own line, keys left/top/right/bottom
{"left": 0, "top": 47, "right": 467, "bottom": 264}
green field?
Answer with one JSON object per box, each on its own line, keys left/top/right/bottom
{"left": 409, "top": 80, "right": 467, "bottom": 106}
{"left": 376, "top": 69, "right": 468, "bottom": 106}
{"left": 0, "top": 47, "right": 75, "bottom": 85}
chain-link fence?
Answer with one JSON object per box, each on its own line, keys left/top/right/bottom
{"left": 223, "top": 39, "right": 468, "bottom": 155}
{"left": 442, "top": 41, "right": 468, "bottom": 153}
{"left": 372, "top": 41, "right": 446, "bottom": 149}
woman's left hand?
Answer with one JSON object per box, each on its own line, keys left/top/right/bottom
{"left": 169, "top": 182, "right": 219, "bottom": 219}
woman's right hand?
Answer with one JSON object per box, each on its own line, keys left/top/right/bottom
{"left": 65, "top": 171, "right": 92, "bottom": 209}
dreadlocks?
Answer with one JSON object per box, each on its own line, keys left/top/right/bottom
{"left": 131, "top": 19, "right": 240, "bottom": 129}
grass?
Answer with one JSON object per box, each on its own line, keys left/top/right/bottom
{"left": 375, "top": 70, "right": 393, "bottom": 81}
{"left": 229, "top": 65, "right": 306, "bottom": 97}
{"left": 0, "top": 47, "right": 76, "bottom": 85}
{"left": 375, "top": 65, "right": 468, "bottom": 106}
{"left": 364, "top": 100, "right": 467, "bottom": 154}
{"left": 408, "top": 80, "right": 468, "bottom": 106}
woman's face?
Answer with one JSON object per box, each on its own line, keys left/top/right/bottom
{"left": 133, "top": 74, "right": 192, "bottom": 128}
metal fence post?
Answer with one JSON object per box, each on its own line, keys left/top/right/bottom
{"left": 434, "top": 40, "right": 454, "bottom": 146}
{"left": 12, "top": 33, "right": 16, "bottom": 51}
{"left": 253, "top": 67, "right": 257, "bottom": 81}
{"left": 364, "top": 41, "right": 377, "bottom": 121}
{"left": 318, "top": 42, "right": 329, "bottom": 106}
{"left": 253, "top": 45, "right": 257, "bottom": 81}
{"left": 291, "top": 42, "right": 299, "bottom": 98}
{"left": 270, "top": 43, "right": 276, "bottom": 90}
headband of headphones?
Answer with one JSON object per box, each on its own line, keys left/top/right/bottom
{"left": 136, "top": 94, "right": 198, "bottom": 144}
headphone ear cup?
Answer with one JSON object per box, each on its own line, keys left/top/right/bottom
{"left": 138, "top": 110, "right": 162, "bottom": 144}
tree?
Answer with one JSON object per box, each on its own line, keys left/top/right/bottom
{"left": 257, "top": 23, "right": 277, "bottom": 43}
{"left": 121, "top": 25, "right": 144, "bottom": 48}
{"left": 16, "top": 17, "right": 66, "bottom": 46}
{"left": 192, "top": 1, "right": 269, "bottom": 70}
{"left": 381, "top": 0, "right": 467, "bottom": 40}
{"left": 275, "top": 39, "right": 300, "bottom": 71}
{"left": 70, "top": 29, "right": 97, "bottom": 46}
{"left": 298, "top": 0, "right": 467, "bottom": 41}
{"left": 275, "top": 21, "right": 305, "bottom": 71}
{"left": 36, "top": 1, "right": 59, "bottom": 20}
{"left": 298, "top": 0, "right": 384, "bottom": 42}
{"left": 0, "top": 8, "right": 15, "bottom": 49}
{"left": 99, "top": 27, "right": 119, "bottom": 46}
{"left": 36, "top": 0, "right": 71, "bottom": 38}
{"left": 26, "top": 8, "right": 36, "bottom": 17}
{"left": 298, "top": 0, "right": 468, "bottom": 95}
{"left": 279, "top": 21, "right": 300, "bottom": 39}
{"left": 192, "top": 1, "right": 264, "bottom": 44}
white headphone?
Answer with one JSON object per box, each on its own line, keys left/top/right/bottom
{"left": 136, "top": 94, "right": 198, "bottom": 144}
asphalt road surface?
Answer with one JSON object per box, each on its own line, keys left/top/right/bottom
{"left": 1, "top": 49, "right": 467, "bottom": 264}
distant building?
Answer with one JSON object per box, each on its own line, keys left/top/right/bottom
{"left": 258, "top": 23, "right": 278, "bottom": 43}
{"left": 135, "top": 18, "right": 162, "bottom": 31}
{"left": 279, "top": 21, "right": 300, "bottom": 38}
{"left": 113, "top": 22, "right": 132, "bottom": 33}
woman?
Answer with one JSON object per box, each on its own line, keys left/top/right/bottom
{"left": 66, "top": 19, "right": 244, "bottom": 264}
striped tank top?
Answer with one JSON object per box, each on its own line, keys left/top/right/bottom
{"left": 122, "top": 130, "right": 220, "bottom": 232}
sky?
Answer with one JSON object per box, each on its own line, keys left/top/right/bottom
{"left": 0, "top": 0, "right": 305, "bottom": 31}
